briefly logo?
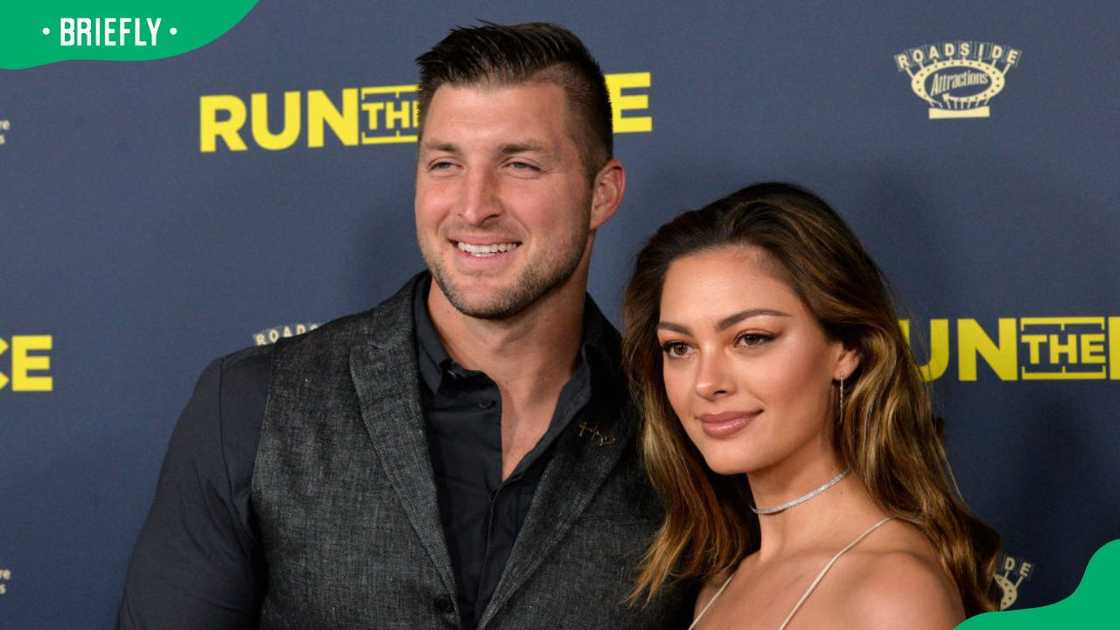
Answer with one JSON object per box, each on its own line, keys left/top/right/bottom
{"left": 994, "top": 553, "right": 1034, "bottom": 610}
{"left": 47, "top": 17, "right": 176, "bottom": 48}
{"left": 895, "top": 41, "right": 1021, "bottom": 119}
{"left": 252, "top": 323, "right": 320, "bottom": 346}
{"left": 0, "top": 567, "right": 11, "bottom": 595}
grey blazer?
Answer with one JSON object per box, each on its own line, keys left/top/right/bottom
{"left": 251, "top": 277, "right": 694, "bottom": 629}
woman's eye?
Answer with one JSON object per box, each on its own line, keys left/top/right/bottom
{"left": 736, "top": 333, "right": 772, "bottom": 347}
{"left": 660, "top": 341, "right": 691, "bottom": 358}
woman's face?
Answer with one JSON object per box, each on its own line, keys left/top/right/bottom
{"left": 656, "top": 245, "right": 857, "bottom": 476}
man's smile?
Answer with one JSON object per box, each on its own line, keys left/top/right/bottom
{"left": 455, "top": 240, "right": 522, "bottom": 257}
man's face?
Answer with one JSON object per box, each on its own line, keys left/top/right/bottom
{"left": 415, "top": 82, "right": 612, "bottom": 320}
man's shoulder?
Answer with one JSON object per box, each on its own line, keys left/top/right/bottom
{"left": 214, "top": 343, "right": 275, "bottom": 380}
{"left": 270, "top": 273, "right": 423, "bottom": 358}
{"left": 180, "top": 272, "right": 424, "bottom": 492}
{"left": 194, "top": 273, "right": 423, "bottom": 411}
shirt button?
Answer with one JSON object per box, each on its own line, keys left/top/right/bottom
{"left": 434, "top": 595, "right": 455, "bottom": 614}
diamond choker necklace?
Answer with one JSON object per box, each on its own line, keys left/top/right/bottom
{"left": 750, "top": 468, "right": 850, "bottom": 515}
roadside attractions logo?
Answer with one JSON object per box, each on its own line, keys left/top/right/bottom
{"left": 895, "top": 41, "right": 1021, "bottom": 119}
{"left": 901, "top": 317, "right": 1119, "bottom": 382}
{"left": 253, "top": 323, "right": 321, "bottom": 346}
{"left": 199, "top": 72, "right": 652, "bottom": 152}
{"left": 995, "top": 553, "right": 1035, "bottom": 610}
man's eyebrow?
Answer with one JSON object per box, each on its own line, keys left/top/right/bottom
{"left": 420, "top": 141, "right": 459, "bottom": 154}
{"left": 657, "top": 309, "right": 790, "bottom": 335}
{"left": 499, "top": 141, "right": 548, "bottom": 155}
{"left": 418, "top": 141, "right": 551, "bottom": 157}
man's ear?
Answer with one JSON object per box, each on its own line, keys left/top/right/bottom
{"left": 589, "top": 158, "right": 625, "bottom": 230}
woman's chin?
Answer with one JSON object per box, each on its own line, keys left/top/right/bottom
{"left": 699, "top": 453, "right": 755, "bottom": 477}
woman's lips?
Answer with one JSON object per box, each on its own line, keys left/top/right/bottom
{"left": 698, "top": 410, "right": 760, "bottom": 438}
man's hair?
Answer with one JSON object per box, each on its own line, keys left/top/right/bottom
{"left": 416, "top": 22, "right": 613, "bottom": 174}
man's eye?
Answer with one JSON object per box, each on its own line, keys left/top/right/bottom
{"left": 660, "top": 342, "right": 691, "bottom": 358}
{"left": 429, "top": 160, "right": 455, "bottom": 171}
{"left": 508, "top": 161, "right": 540, "bottom": 172}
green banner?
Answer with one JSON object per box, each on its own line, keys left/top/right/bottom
{"left": 0, "top": 1, "right": 258, "bottom": 70}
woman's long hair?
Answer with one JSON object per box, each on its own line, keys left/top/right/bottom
{"left": 623, "top": 183, "right": 1001, "bottom": 615}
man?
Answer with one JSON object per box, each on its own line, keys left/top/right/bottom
{"left": 118, "top": 22, "right": 693, "bottom": 629}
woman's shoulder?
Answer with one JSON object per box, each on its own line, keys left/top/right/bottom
{"left": 693, "top": 569, "right": 734, "bottom": 618}
{"left": 835, "top": 519, "right": 965, "bottom": 629}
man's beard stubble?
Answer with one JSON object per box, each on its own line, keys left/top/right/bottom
{"left": 423, "top": 228, "right": 590, "bottom": 321}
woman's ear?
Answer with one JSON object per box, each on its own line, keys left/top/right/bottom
{"left": 833, "top": 343, "right": 861, "bottom": 381}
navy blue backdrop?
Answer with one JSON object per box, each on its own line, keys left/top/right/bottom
{"left": 2, "top": 2, "right": 1118, "bottom": 627}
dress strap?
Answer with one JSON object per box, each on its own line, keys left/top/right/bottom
{"left": 777, "top": 516, "right": 895, "bottom": 630}
{"left": 687, "top": 517, "right": 895, "bottom": 630}
{"left": 687, "top": 572, "right": 735, "bottom": 630}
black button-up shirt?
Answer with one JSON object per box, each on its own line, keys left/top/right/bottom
{"left": 413, "top": 277, "right": 596, "bottom": 628}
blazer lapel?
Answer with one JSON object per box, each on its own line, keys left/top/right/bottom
{"left": 478, "top": 398, "right": 638, "bottom": 629}
{"left": 348, "top": 283, "right": 457, "bottom": 603}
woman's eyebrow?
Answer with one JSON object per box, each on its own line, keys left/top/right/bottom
{"left": 657, "top": 309, "right": 790, "bottom": 335}
{"left": 716, "top": 308, "right": 790, "bottom": 331}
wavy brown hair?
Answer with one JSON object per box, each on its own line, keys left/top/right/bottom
{"left": 623, "top": 183, "right": 1000, "bottom": 615}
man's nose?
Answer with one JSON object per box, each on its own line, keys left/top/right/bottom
{"left": 459, "top": 168, "right": 502, "bottom": 225}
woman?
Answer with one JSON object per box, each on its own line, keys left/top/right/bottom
{"left": 622, "top": 183, "right": 1000, "bottom": 629}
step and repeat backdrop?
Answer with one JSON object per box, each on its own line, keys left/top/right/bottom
{"left": 2, "top": 1, "right": 1117, "bottom": 627}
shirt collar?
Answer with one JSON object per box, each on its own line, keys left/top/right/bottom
{"left": 413, "top": 273, "right": 451, "bottom": 394}
{"left": 412, "top": 272, "right": 617, "bottom": 395}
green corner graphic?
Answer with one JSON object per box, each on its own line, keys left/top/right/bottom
{"left": 959, "top": 540, "right": 1120, "bottom": 628}
{"left": 0, "top": 1, "right": 258, "bottom": 70}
